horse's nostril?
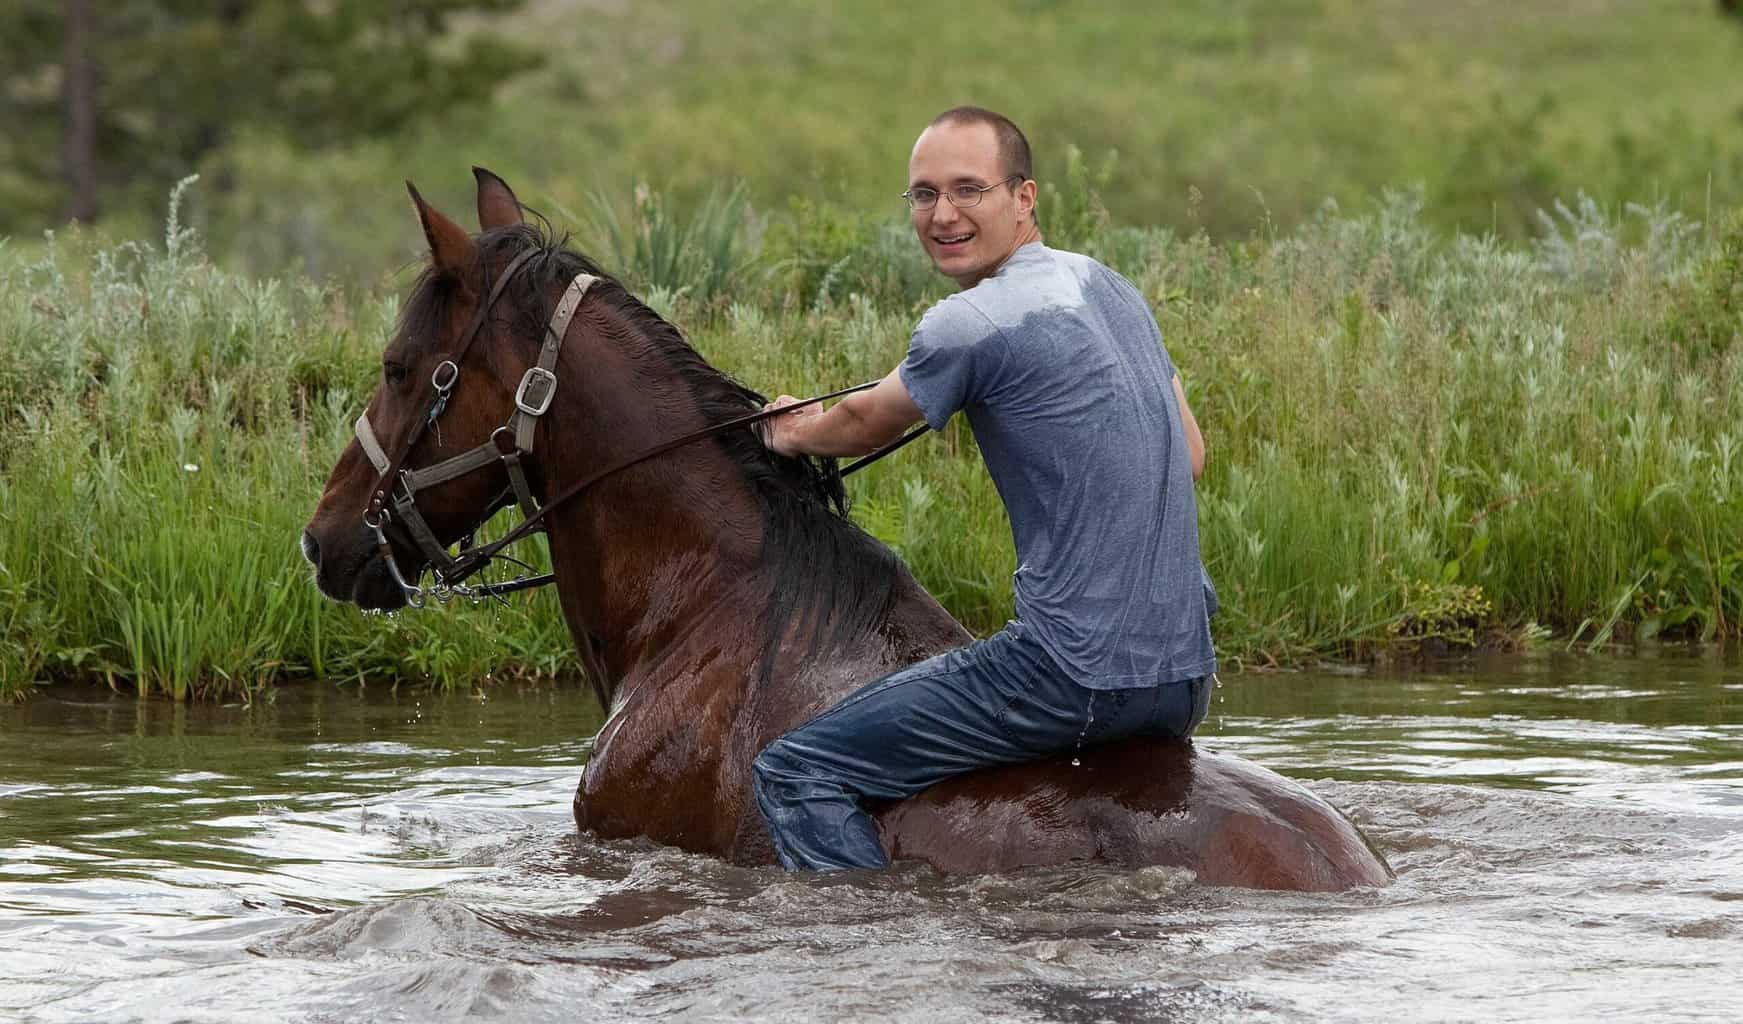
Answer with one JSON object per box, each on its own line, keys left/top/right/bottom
{"left": 300, "top": 529, "right": 320, "bottom": 568}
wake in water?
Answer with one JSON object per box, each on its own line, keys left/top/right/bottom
{"left": 201, "top": 776, "right": 1739, "bottom": 1024}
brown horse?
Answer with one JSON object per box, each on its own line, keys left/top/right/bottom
{"left": 300, "top": 169, "right": 1392, "bottom": 891}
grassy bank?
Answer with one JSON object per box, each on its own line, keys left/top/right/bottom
{"left": 2, "top": 179, "right": 1740, "bottom": 699}
{"left": 191, "top": 0, "right": 1743, "bottom": 281}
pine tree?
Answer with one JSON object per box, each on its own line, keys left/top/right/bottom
{"left": 0, "top": 0, "right": 537, "bottom": 233}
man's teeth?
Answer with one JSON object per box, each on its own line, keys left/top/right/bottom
{"left": 937, "top": 234, "right": 972, "bottom": 244}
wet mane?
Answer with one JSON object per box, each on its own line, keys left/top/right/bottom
{"left": 398, "top": 221, "right": 902, "bottom": 702}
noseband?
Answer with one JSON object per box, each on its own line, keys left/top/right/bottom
{"left": 354, "top": 249, "right": 923, "bottom": 608}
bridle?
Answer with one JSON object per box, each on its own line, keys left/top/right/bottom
{"left": 354, "top": 249, "right": 923, "bottom": 608}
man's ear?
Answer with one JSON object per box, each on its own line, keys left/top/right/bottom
{"left": 1016, "top": 178, "right": 1039, "bottom": 222}
{"left": 474, "top": 166, "right": 526, "bottom": 230}
{"left": 407, "top": 181, "right": 476, "bottom": 279}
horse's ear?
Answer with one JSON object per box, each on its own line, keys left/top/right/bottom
{"left": 406, "top": 181, "right": 476, "bottom": 279}
{"left": 473, "top": 166, "right": 525, "bottom": 230}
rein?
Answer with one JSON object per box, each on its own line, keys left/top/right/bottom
{"left": 357, "top": 257, "right": 926, "bottom": 607}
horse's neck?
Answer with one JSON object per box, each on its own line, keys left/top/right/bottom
{"left": 541, "top": 450, "right": 767, "bottom": 682}
{"left": 527, "top": 315, "right": 772, "bottom": 696}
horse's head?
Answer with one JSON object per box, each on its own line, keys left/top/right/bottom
{"left": 301, "top": 169, "right": 544, "bottom": 609}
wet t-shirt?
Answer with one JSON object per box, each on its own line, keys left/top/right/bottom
{"left": 898, "top": 243, "right": 1216, "bottom": 689}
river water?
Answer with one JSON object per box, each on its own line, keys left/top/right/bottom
{"left": 2, "top": 650, "right": 1739, "bottom": 1023}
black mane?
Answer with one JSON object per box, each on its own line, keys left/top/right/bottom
{"left": 405, "top": 221, "right": 903, "bottom": 702}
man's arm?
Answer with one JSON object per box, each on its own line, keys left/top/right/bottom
{"left": 1173, "top": 373, "right": 1205, "bottom": 481}
{"left": 763, "top": 367, "right": 925, "bottom": 458}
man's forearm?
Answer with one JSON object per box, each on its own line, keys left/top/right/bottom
{"left": 781, "top": 395, "right": 900, "bottom": 457}
{"left": 764, "top": 367, "right": 926, "bottom": 458}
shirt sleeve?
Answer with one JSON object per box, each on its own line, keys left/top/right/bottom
{"left": 897, "top": 297, "right": 1007, "bottom": 432}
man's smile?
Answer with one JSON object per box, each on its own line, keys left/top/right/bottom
{"left": 933, "top": 231, "right": 975, "bottom": 250}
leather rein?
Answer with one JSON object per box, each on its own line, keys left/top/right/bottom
{"left": 355, "top": 251, "right": 925, "bottom": 608}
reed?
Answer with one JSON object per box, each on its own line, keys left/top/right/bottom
{"left": 2, "top": 181, "right": 1738, "bottom": 699}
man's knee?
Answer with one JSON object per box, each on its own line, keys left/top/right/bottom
{"left": 752, "top": 735, "right": 803, "bottom": 798}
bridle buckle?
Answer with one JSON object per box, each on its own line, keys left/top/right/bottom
{"left": 515, "top": 367, "right": 558, "bottom": 416}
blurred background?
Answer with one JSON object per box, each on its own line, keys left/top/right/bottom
{"left": 5, "top": 0, "right": 1742, "bottom": 279}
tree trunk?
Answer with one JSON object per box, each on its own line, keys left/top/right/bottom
{"left": 61, "top": 0, "right": 98, "bottom": 223}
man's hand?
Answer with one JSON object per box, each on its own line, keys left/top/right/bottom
{"left": 761, "top": 395, "right": 820, "bottom": 457}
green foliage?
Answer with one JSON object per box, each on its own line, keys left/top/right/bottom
{"left": 1038, "top": 146, "right": 1115, "bottom": 255}
{"left": 5, "top": 177, "right": 1743, "bottom": 699}
{"left": 1388, "top": 580, "right": 1495, "bottom": 650}
{"left": 1663, "top": 207, "right": 1743, "bottom": 358}
{"left": 63, "top": 0, "right": 1731, "bottom": 281}
{"left": 759, "top": 198, "right": 943, "bottom": 313}
{"left": 1430, "top": 92, "right": 1563, "bottom": 237}
{"left": 1632, "top": 541, "right": 1737, "bottom": 643}
{"left": 578, "top": 182, "right": 758, "bottom": 307}
{"left": 13, "top": 0, "right": 1743, "bottom": 278}
{"left": 0, "top": 0, "right": 536, "bottom": 233}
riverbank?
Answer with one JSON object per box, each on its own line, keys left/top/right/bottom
{"left": 3, "top": 184, "right": 1739, "bottom": 699}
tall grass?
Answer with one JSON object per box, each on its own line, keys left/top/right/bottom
{"left": 2, "top": 177, "right": 1739, "bottom": 699}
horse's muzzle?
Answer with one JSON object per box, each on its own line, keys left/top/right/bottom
{"left": 302, "top": 521, "right": 410, "bottom": 610}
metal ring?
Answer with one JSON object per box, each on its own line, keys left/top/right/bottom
{"left": 431, "top": 359, "right": 460, "bottom": 392}
{"left": 362, "top": 507, "right": 388, "bottom": 530}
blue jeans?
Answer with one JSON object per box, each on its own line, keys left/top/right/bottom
{"left": 751, "top": 626, "right": 1215, "bottom": 871}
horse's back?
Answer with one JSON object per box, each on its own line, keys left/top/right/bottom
{"left": 876, "top": 739, "right": 1392, "bottom": 891}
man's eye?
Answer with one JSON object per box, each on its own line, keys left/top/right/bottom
{"left": 952, "top": 185, "right": 983, "bottom": 201}
{"left": 912, "top": 188, "right": 938, "bottom": 203}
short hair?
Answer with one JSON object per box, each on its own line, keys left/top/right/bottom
{"left": 930, "top": 106, "right": 1033, "bottom": 184}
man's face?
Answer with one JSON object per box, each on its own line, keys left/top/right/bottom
{"left": 908, "top": 121, "right": 1034, "bottom": 289}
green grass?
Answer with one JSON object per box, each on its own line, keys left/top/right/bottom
{"left": 2, "top": 171, "right": 1739, "bottom": 699}
{"left": 131, "top": 0, "right": 1743, "bottom": 283}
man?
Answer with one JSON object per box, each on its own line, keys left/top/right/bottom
{"left": 752, "top": 106, "right": 1215, "bottom": 871}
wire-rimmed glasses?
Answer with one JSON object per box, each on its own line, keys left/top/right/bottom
{"left": 902, "top": 175, "right": 1021, "bottom": 211}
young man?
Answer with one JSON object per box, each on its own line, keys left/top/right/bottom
{"left": 753, "top": 106, "right": 1215, "bottom": 871}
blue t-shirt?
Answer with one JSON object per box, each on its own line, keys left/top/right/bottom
{"left": 898, "top": 243, "right": 1216, "bottom": 689}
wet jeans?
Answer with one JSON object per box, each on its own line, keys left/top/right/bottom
{"left": 751, "top": 626, "right": 1215, "bottom": 871}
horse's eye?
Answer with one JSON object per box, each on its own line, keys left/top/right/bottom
{"left": 383, "top": 361, "right": 409, "bottom": 387}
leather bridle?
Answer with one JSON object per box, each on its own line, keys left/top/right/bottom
{"left": 354, "top": 251, "right": 923, "bottom": 608}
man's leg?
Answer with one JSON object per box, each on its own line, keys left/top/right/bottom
{"left": 754, "top": 629, "right": 1217, "bottom": 871}
{"left": 754, "top": 627, "right": 1086, "bottom": 871}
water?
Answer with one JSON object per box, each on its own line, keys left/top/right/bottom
{"left": 2, "top": 649, "right": 1740, "bottom": 1023}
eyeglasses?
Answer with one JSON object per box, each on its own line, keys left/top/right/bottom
{"left": 901, "top": 175, "right": 1021, "bottom": 212}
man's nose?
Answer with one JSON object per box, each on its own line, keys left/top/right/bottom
{"left": 929, "top": 197, "right": 962, "bottom": 225}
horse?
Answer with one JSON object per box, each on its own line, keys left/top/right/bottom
{"left": 299, "top": 168, "right": 1393, "bottom": 891}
